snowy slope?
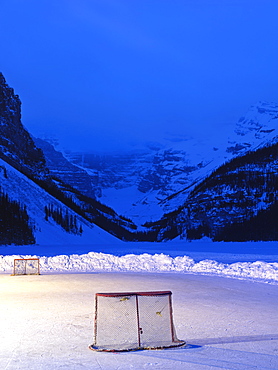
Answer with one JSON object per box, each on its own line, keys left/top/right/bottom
{"left": 0, "top": 158, "right": 121, "bottom": 245}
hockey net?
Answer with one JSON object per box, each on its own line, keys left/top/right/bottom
{"left": 89, "top": 291, "right": 185, "bottom": 352}
{"left": 12, "top": 258, "right": 40, "bottom": 276}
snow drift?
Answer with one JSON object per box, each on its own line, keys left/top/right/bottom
{"left": 1, "top": 251, "right": 277, "bottom": 284}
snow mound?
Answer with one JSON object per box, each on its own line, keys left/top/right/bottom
{"left": 1, "top": 252, "right": 277, "bottom": 284}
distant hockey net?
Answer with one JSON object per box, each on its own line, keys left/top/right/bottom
{"left": 12, "top": 258, "right": 40, "bottom": 276}
{"left": 89, "top": 291, "right": 185, "bottom": 352}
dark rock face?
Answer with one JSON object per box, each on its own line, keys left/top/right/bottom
{"left": 34, "top": 138, "right": 96, "bottom": 198}
{"left": 0, "top": 73, "right": 46, "bottom": 175}
{"left": 137, "top": 149, "right": 200, "bottom": 194}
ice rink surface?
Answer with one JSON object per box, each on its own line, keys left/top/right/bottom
{"left": 1, "top": 272, "right": 278, "bottom": 369}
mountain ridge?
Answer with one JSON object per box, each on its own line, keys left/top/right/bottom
{"left": 62, "top": 101, "right": 278, "bottom": 227}
{"left": 1, "top": 71, "right": 278, "bottom": 244}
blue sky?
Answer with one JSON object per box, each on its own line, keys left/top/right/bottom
{"left": 1, "top": 0, "right": 278, "bottom": 152}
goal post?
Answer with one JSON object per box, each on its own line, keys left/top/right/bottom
{"left": 89, "top": 291, "right": 185, "bottom": 352}
{"left": 12, "top": 258, "right": 40, "bottom": 276}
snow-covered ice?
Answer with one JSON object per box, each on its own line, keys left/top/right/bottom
{"left": 0, "top": 240, "right": 278, "bottom": 369}
{"left": 0, "top": 271, "right": 278, "bottom": 369}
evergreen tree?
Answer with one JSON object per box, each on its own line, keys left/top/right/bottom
{"left": 0, "top": 189, "right": 35, "bottom": 245}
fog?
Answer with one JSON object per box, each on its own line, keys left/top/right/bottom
{"left": 1, "top": 0, "right": 278, "bottom": 152}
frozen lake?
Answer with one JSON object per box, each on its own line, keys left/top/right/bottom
{"left": 1, "top": 272, "right": 278, "bottom": 369}
{"left": 1, "top": 240, "right": 278, "bottom": 263}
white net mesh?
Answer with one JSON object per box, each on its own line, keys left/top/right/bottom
{"left": 13, "top": 259, "right": 40, "bottom": 275}
{"left": 90, "top": 291, "right": 185, "bottom": 352}
{"left": 95, "top": 294, "right": 138, "bottom": 351}
{"left": 138, "top": 294, "right": 176, "bottom": 348}
{"left": 13, "top": 259, "right": 26, "bottom": 275}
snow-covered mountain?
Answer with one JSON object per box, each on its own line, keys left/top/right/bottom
{"left": 1, "top": 71, "right": 278, "bottom": 244}
{"left": 64, "top": 101, "right": 278, "bottom": 227}
{"left": 148, "top": 139, "right": 278, "bottom": 242}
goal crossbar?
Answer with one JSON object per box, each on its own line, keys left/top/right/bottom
{"left": 95, "top": 291, "right": 172, "bottom": 297}
{"left": 89, "top": 290, "right": 185, "bottom": 352}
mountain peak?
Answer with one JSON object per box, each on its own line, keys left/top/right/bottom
{"left": 0, "top": 72, "right": 46, "bottom": 175}
{"left": 234, "top": 101, "right": 278, "bottom": 141}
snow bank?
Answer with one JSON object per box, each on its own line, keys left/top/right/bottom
{"left": 1, "top": 252, "right": 277, "bottom": 284}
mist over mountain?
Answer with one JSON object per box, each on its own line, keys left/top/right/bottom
{"left": 1, "top": 72, "right": 278, "bottom": 245}
{"left": 63, "top": 101, "right": 278, "bottom": 230}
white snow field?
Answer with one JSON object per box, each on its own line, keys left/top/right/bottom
{"left": 0, "top": 240, "right": 278, "bottom": 369}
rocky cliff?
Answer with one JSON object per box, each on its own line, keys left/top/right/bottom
{"left": 0, "top": 73, "right": 138, "bottom": 245}
{"left": 34, "top": 138, "right": 96, "bottom": 199}
{"left": 0, "top": 73, "right": 46, "bottom": 175}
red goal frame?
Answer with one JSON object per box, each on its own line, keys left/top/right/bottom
{"left": 89, "top": 290, "right": 185, "bottom": 352}
{"left": 12, "top": 258, "right": 40, "bottom": 276}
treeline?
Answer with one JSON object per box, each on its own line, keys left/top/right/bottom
{"left": 190, "top": 142, "right": 278, "bottom": 198}
{"left": 44, "top": 204, "right": 83, "bottom": 235}
{"left": 0, "top": 189, "right": 35, "bottom": 245}
{"left": 142, "top": 141, "right": 278, "bottom": 242}
{"left": 183, "top": 142, "right": 278, "bottom": 241}
{"left": 214, "top": 201, "right": 278, "bottom": 241}
{"left": 0, "top": 151, "right": 135, "bottom": 239}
